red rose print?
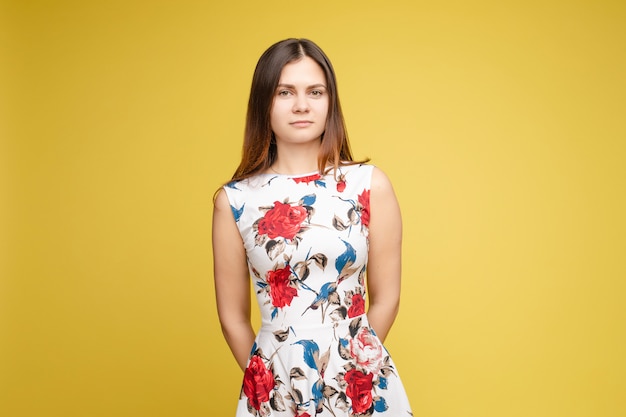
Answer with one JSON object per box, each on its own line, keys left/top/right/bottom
{"left": 258, "top": 201, "right": 308, "bottom": 239}
{"left": 350, "top": 327, "right": 384, "bottom": 375}
{"left": 267, "top": 266, "right": 298, "bottom": 308}
{"left": 357, "top": 189, "right": 370, "bottom": 228}
{"left": 336, "top": 180, "right": 346, "bottom": 192}
{"left": 242, "top": 355, "right": 275, "bottom": 410}
{"left": 345, "top": 368, "right": 374, "bottom": 414}
{"left": 292, "top": 174, "right": 321, "bottom": 184}
{"left": 348, "top": 294, "right": 365, "bottom": 318}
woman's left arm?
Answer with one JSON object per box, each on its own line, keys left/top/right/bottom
{"left": 366, "top": 167, "right": 403, "bottom": 343}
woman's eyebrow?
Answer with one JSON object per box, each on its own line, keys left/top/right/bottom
{"left": 276, "top": 83, "right": 327, "bottom": 89}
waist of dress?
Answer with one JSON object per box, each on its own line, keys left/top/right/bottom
{"left": 258, "top": 313, "right": 370, "bottom": 333}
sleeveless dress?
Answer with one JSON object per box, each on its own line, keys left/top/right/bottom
{"left": 223, "top": 164, "right": 413, "bottom": 417}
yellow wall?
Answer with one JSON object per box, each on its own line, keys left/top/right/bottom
{"left": 3, "top": 1, "right": 625, "bottom": 416}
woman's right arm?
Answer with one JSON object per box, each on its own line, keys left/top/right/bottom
{"left": 212, "top": 189, "right": 255, "bottom": 371}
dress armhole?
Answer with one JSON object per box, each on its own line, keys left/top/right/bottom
{"left": 219, "top": 184, "right": 244, "bottom": 225}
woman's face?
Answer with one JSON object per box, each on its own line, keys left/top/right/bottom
{"left": 270, "top": 56, "right": 329, "bottom": 147}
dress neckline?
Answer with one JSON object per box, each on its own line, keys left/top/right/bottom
{"left": 261, "top": 169, "right": 324, "bottom": 179}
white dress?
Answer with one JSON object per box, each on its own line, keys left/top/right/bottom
{"left": 223, "top": 164, "right": 413, "bottom": 417}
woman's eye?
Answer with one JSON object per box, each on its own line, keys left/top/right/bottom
{"left": 277, "top": 90, "right": 291, "bottom": 96}
{"left": 310, "top": 90, "right": 323, "bottom": 97}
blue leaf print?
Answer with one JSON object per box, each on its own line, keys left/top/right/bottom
{"left": 311, "top": 378, "right": 324, "bottom": 404}
{"left": 225, "top": 181, "right": 240, "bottom": 190}
{"left": 314, "top": 179, "right": 326, "bottom": 188}
{"left": 335, "top": 240, "right": 357, "bottom": 275}
{"left": 230, "top": 203, "right": 245, "bottom": 222}
{"left": 317, "top": 282, "right": 337, "bottom": 300}
{"left": 271, "top": 307, "right": 278, "bottom": 320}
{"left": 311, "top": 378, "right": 325, "bottom": 412}
{"left": 293, "top": 340, "right": 319, "bottom": 370}
{"left": 339, "top": 338, "right": 349, "bottom": 348}
{"left": 378, "top": 376, "right": 388, "bottom": 389}
{"left": 304, "top": 282, "right": 337, "bottom": 313}
{"left": 374, "top": 396, "right": 388, "bottom": 412}
{"left": 301, "top": 194, "right": 316, "bottom": 206}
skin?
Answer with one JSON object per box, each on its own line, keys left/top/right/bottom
{"left": 363, "top": 168, "right": 403, "bottom": 343}
{"left": 269, "top": 56, "right": 329, "bottom": 174}
{"left": 213, "top": 56, "right": 403, "bottom": 371}
{"left": 213, "top": 190, "right": 254, "bottom": 370}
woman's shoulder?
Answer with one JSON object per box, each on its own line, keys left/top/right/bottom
{"left": 341, "top": 163, "right": 396, "bottom": 194}
{"left": 338, "top": 162, "right": 375, "bottom": 176}
{"left": 223, "top": 173, "right": 269, "bottom": 191}
{"left": 343, "top": 162, "right": 393, "bottom": 183}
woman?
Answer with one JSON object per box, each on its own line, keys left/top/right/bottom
{"left": 213, "top": 38, "right": 412, "bottom": 416}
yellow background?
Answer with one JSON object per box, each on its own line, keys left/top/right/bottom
{"left": 2, "top": 0, "right": 625, "bottom": 416}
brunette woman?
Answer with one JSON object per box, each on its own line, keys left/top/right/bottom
{"left": 213, "top": 38, "right": 413, "bottom": 416}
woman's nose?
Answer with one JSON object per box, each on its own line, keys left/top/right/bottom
{"left": 292, "top": 95, "right": 309, "bottom": 112}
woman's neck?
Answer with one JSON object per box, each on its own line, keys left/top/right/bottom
{"left": 270, "top": 141, "right": 321, "bottom": 175}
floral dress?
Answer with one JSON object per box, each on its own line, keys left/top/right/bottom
{"left": 223, "top": 164, "right": 413, "bottom": 417}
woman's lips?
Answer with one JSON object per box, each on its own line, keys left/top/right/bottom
{"left": 290, "top": 121, "right": 313, "bottom": 127}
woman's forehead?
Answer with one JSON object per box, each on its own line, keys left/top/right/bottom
{"left": 278, "top": 56, "right": 326, "bottom": 85}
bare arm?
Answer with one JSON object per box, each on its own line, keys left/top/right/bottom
{"left": 366, "top": 167, "right": 403, "bottom": 343}
{"left": 212, "top": 189, "right": 255, "bottom": 371}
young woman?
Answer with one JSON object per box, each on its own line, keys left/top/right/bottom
{"left": 213, "top": 38, "right": 413, "bottom": 417}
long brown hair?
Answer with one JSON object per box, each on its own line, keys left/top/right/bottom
{"left": 230, "top": 38, "right": 367, "bottom": 182}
